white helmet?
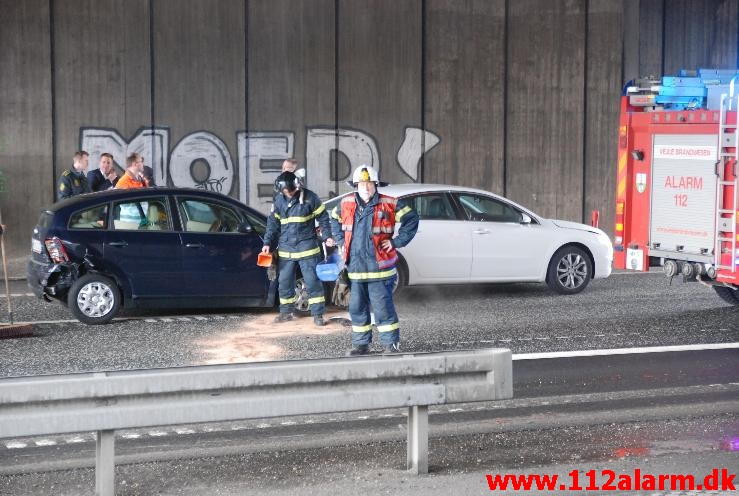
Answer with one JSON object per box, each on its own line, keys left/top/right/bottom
{"left": 351, "top": 165, "right": 379, "bottom": 186}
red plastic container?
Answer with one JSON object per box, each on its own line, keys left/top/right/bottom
{"left": 257, "top": 252, "right": 273, "bottom": 267}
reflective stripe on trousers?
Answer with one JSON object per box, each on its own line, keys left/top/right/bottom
{"left": 349, "top": 275, "right": 399, "bottom": 346}
{"left": 277, "top": 256, "right": 325, "bottom": 316}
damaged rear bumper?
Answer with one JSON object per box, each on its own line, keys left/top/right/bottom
{"left": 26, "top": 259, "right": 79, "bottom": 301}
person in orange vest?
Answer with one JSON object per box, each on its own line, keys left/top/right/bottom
{"left": 115, "top": 153, "right": 150, "bottom": 189}
{"left": 330, "top": 165, "right": 419, "bottom": 355}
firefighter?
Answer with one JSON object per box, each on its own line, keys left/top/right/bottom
{"left": 263, "top": 171, "right": 335, "bottom": 326}
{"left": 57, "top": 151, "right": 91, "bottom": 200}
{"left": 330, "top": 165, "right": 419, "bottom": 355}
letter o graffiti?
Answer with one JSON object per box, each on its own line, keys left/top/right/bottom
{"left": 169, "top": 131, "right": 234, "bottom": 195}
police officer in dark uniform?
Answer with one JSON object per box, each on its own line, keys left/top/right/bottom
{"left": 263, "top": 171, "right": 335, "bottom": 326}
{"left": 58, "top": 151, "right": 91, "bottom": 200}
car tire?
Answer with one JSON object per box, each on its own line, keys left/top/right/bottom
{"left": 293, "top": 277, "right": 312, "bottom": 316}
{"left": 546, "top": 246, "right": 592, "bottom": 295}
{"left": 713, "top": 286, "right": 739, "bottom": 305}
{"left": 68, "top": 273, "right": 121, "bottom": 325}
{"left": 393, "top": 260, "right": 408, "bottom": 294}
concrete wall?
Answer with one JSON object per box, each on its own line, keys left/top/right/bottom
{"left": 1, "top": 0, "right": 738, "bottom": 269}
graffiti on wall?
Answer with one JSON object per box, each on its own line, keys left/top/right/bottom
{"left": 80, "top": 126, "right": 440, "bottom": 212}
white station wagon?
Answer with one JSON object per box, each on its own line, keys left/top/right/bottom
{"left": 325, "top": 184, "right": 613, "bottom": 294}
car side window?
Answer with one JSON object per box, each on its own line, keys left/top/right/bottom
{"left": 409, "top": 193, "right": 456, "bottom": 220}
{"left": 240, "top": 209, "right": 266, "bottom": 236}
{"left": 112, "top": 198, "right": 171, "bottom": 231}
{"left": 456, "top": 194, "right": 522, "bottom": 223}
{"left": 178, "top": 199, "right": 241, "bottom": 233}
{"left": 68, "top": 204, "right": 108, "bottom": 229}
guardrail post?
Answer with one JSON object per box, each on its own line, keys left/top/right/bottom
{"left": 407, "top": 405, "right": 428, "bottom": 474}
{"left": 95, "top": 429, "right": 115, "bottom": 496}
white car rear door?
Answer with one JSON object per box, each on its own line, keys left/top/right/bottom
{"left": 398, "top": 193, "right": 472, "bottom": 283}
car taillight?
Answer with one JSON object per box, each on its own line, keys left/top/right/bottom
{"left": 45, "top": 237, "right": 69, "bottom": 263}
{"left": 614, "top": 201, "right": 625, "bottom": 246}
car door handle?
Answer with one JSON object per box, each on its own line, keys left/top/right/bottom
{"left": 473, "top": 229, "right": 491, "bottom": 235}
{"left": 185, "top": 243, "right": 204, "bottom": 249}
{"left": 108, "top": 241, "right": 128, "bottom": 247}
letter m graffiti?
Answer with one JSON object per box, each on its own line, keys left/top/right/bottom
{"left": 80, "top": 127, "right": 170, "bottom": 185}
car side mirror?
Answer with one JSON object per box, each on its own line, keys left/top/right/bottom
{"left": 238, "top": 222, "right": 253, "bottom": 234}
{"left": 520, "top": 214, "right": 532, "bottom": 224}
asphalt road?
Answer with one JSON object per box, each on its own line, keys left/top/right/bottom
{"left": 0, "top": 271, "right": 736, "bottom": 377}
{"left": 0, "top": 271, "right": 736, "bottom": 495}
{"left": 0, "top": 350, "right": 737, "bottom": 495}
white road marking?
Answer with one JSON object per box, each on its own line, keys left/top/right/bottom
{"left": 148, "top": 430, "right": 168, "bottom": 437}
{"left": 256, "top": 423, "right": 271, "bottom": 429}
{"left": 514, "top": 342, "right": 739, "bottom": 360}
{"left": 4, "top": 442, "right": 27, "bottom": 449}
{"left": 120, "top": 433, "right": 141, "bottom": 439}
{"left": 65, "top": 436, "right": 87, "bottom": 444}
{"left": 175, "top": 428, "right": 195, "bottom": 435}
{"left": 280, "top": 421, "right": 296, "bottom": 426}
{"left": 0, "top": 293, "right": 35, "bottom": 297}
{"left": 34, "top": 439, "right": 57, "bottom": 447}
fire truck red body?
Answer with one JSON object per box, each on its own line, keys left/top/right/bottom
{"left": 613, "top": 83, "right": 738, "bottom": 299}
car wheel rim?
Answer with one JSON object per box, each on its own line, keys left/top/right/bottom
{"left": 294, "top": 279, "right": 310, "bottom": 312}
{"left": 77, "top": 282, "right": 115, "bottom": 318}
{"left": 556, "top": 253, "right": 587, "bottom": 289}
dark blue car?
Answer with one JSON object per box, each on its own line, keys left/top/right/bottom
{"left": 27, "top": 188, "right": 285, "bottom": 324}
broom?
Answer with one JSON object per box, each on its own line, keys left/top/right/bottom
{"left": 0, "top": 206, "right": 33, "bottom": 338}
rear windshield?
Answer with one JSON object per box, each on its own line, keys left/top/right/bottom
{"left": 37, "top": 211, "right": 54, "bottom": 229}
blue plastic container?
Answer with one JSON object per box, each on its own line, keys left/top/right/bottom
{"left": 316, "top": 252, "right": 343, "bottom": 282}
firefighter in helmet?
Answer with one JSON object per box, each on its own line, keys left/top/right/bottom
{"left": 263, "top": 171, "right": 335, "bottom": 325}
{"left": 330, "top": 165, "right": 419, "bottom": 355}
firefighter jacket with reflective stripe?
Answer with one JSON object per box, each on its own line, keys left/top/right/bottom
{"left": 264, "top": 188, "right": 332, "bottom": 259}
{"left": 330, "top": 192, "right": 418, "bottom": 281}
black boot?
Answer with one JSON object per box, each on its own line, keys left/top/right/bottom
{"left": 313, "top": 315, "right": 326, "bottom": 326}
{"left": 273, "top": 313, "right": 294, "bottom": 323}
{"left": 347, "top": 344, "right": 370, "bottom": 357}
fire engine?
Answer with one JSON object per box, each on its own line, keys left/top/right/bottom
{"left": 614, "top": 69, "right": 738, "bottom": 306}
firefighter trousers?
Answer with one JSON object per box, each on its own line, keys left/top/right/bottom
{"left": 349, "top": 275, "right": 399, "bottom": 346}
{"left": 278, "top": 255, "right": 325, "bottom": 316}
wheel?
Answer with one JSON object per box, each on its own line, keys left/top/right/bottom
{"left": 713, "top": 286, "right": 739, "bottom": 305}
{"left": 546, "top": 246, "right": 592, "bottom": 295}
{"left": 67, "top": 273, "right": 121, "bottom": 324}
{"left": 293, "top": 277, "right": 311, "bottom": 315}
{"left": 392, "top": 259, "right": 408, "bottom": 294}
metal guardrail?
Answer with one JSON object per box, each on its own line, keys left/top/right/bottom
{"left": 0, "top": 349, "right": 512, "bottom": 495}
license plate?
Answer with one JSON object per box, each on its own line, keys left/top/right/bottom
{"left": 32, "top": 238, "right": 43, "bottom": 254}
{"left": 626, "top": 248, "right": 644, "bottom": 271}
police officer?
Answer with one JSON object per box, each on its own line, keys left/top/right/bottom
{"left": 330, "top": 165, "right": 419, "bottom": 355}
{"left": 58, "top": 151, "right": 91, "bottom": 200}
{"left": 263, "top": 171, "right": 335, "bottom": 326}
